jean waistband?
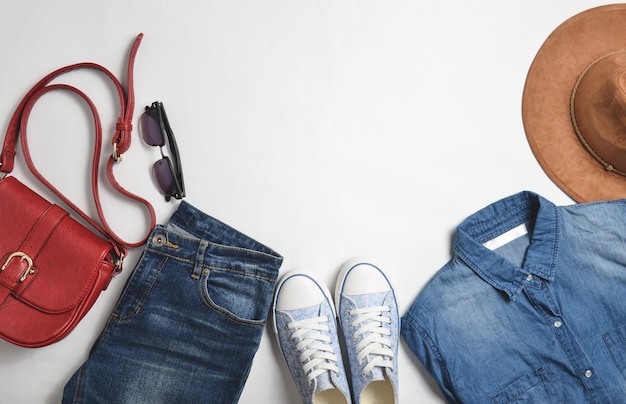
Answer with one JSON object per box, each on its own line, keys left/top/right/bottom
{"left": 148, "top": 201, "right": 283, "bottom": 279}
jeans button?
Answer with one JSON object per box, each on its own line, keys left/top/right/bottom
{"left": 152, "top": 234, "right": 167, "bottom": 247}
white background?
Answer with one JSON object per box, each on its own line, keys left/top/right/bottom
{"left": 0, "top": 1, "right": 609, "bottom": 402}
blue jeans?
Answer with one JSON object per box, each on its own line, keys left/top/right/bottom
{"left": 63, "top": 201, "right": 283, "bottom": 403}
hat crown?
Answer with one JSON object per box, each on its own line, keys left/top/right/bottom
{"left": 572, "top": 51, "right": 626, "bottom": 174}
{"left": 522, "top": 4, "right": 626, "bottom": 202}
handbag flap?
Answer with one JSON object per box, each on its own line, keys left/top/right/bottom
{"left": 0, "top": 176, "right": 115, "bottom": 313}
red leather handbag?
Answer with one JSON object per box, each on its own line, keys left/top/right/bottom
{"left": 0, "top": 34, "right": 155, "bottom": 348}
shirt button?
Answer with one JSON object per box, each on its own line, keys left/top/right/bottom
{"left": 526, "top": 274, "right": 533, "bottom": 281}
{"left": 585, "top": 370, "right": 593, "bottom": 378}
{"left": 554, "top": 320, "right": 562, "bottom": 328}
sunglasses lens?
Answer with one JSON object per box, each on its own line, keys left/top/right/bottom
{"left": 151, "top": 158, "right": 177, "bottom": 197}
{"left": 140, "top": 109, "right": 165, "bottom": 146}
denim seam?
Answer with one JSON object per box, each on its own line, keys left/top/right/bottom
{"left": 549, "top": 210, "right": 560, "bottom": 278}
{"left": 145, "top": 247, "right": 194, "bottom": 265}
{"left": 71, "top": 366, "right": 87, "bottom": 404}
{"left": 234, "top": 353, "right": 255, "bottom": 401}
{"left": 111, "top": 256, "right": 169, "bottom": 322}
{"left": 524, "top": 286, "right": 591, "bottom": 394}
{"left": 402, "top": 312, "right": 454, "bottom": 391}
{"left": 163, "top": 229, "right": 281, "bottom": 261}
{"left": 203, "top": 242, "right": 281, "bottom": 260}
{"left": 205, "top": 265, "right": 276, "bottom": 282}
{"left": 465, "top": 202, "right": 531, "bottom": 240}
{"left": 455, "top": 252, "right": 523, "bottom": 299}
{"left": 69, "top": 313, "right": 122, "bottom": 404}
{"left": 603, "top": 325, "right": 626, "bottom": 348}
{"left": 539, "top": 368, "right": 565, "bottom": 403}
{"left": 568, "top": 199, "right": 626, "bottom": 209}
{"left": 148, "top": 242, "right": 281, "bottom": 264}
{"left": 199, "top": 272, "right": 267, "bottom": 328}
{"left": 603, "top": 326, "right": 626, "bottom": 381}
{"left": 492, "top": 367, "right": 563, "bottom": 404}
{"left": 146, "top": 247, "right": 278, "bottom": 282}
{"left": 192, "top": 240, "right": 207, "bottom": 279}
{"left": 492, "top": 370, "right": 543, "bottom": 404}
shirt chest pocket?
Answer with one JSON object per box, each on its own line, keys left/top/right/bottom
{"left": 603, "top": 324, "right": 626, "bottom": 379}
{"left": 492, "top": 367, "right": 564, "bottom": 404}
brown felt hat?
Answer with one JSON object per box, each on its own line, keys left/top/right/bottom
{"left": 522, "top": 4, "right": 626, "bottom": 202}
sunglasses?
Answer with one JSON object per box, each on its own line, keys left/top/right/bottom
{"left": 139, "top": 101, "right": 185, "bottom": 201}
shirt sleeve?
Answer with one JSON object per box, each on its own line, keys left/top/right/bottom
{"left": 401, "top": 309, "right": 460, "bottom": 403}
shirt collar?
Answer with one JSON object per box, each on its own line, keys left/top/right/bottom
{"left": 454, "top": 191, "right": 559, "bottom": 299}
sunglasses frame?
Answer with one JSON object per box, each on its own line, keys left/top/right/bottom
{"left": 143, "top": 101, "right": 185, "bottom": 201}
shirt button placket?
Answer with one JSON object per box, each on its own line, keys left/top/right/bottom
{"left": 526, "top": 287, "right": 610, "bottom": 401}
{"left": 551, "top": 320, "right": 594, "bottom": 384}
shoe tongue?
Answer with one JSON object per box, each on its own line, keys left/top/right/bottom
{"left": 283, "top": 301, "right": 326, "bottom": 320}
{"left": 315, "top": 370, "right": 336, "bottom": 392}
{"left": 346, "top": 290, "right": 390, "bottom": 307}
{"left": 368, "top": 366, "right": 385, "bottom": 382}
{"left": 298, "top": 304, "right": 324, "bottom": 318}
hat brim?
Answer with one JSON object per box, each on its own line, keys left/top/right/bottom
{"left": 522, "top": 4, "right": 626, "bottom": 202}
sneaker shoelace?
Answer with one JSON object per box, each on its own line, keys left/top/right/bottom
{"left": 349, "top": 305, "right": 394, "bottom": 376}
{"left": 287, "top": 315, "right": 340, "bottom": 383}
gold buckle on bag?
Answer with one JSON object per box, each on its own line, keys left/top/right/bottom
{"left": 1, "top": 252, "right": 35, "bottom": 282}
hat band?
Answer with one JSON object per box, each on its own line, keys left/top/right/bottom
{"left": 570, "top": 50, "right": 626, "bottom": 177}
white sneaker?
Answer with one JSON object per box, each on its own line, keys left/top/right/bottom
{"left": 335, "top": 259, "right": 399, "bottom": 404}
{"left": 273, "top": 270, "right": 351, "bottom": 404}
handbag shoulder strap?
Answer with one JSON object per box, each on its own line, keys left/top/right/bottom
{"left": 0, "top": 33, "right": 156, "bottom": 262}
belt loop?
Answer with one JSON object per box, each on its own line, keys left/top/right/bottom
{"left": 191, "top": 240, "right": 208, "bottom": 279}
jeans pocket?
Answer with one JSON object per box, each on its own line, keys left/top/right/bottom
{"left": 492, "top": 367, "right": 564, "bottom": 404}
{"left": 202, "top": 266, "right": 275, "bottom": 326}
{"left": 603, "top": 324, "right": 626, "bottom": 379}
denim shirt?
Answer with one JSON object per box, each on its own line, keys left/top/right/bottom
{"left": 401, "top": 191, "right": 626, "bottom": 403}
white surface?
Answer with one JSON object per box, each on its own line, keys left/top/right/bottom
{"left": 0, "top": 1, "right": 607, "bottom": 402}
